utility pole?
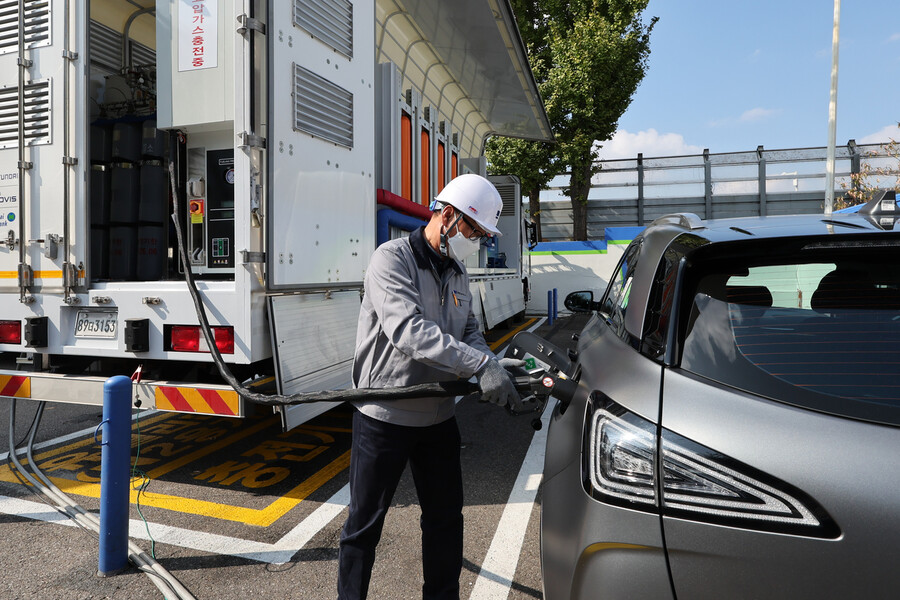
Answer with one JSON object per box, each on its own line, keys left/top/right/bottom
{"left": 824, "top": 0, "right": 841, "bottom": 215}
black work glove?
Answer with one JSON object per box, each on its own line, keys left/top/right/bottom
{"left": 475, "top": 358, "right": 520, "bottom": 409}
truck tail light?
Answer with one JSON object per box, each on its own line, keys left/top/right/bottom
{"left": 583, "top": 394, "right": 839, "bottom": 539}
{"left": 0, "top": 320, "right": 22, "bottom": 344}
{"left": 168, "top": 325, "right": 234, "bottom": 354}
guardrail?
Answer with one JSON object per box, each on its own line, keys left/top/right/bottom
{"left": 536, "top": 141, "right": 900, "bottom": 241}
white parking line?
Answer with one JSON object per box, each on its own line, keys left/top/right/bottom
{"left": 467, "top": 316, "right": 550, "bottom": 598}
{"left": 0, "top": 484, "right": 351, "bottom": 565}
{"left": 469, "top": 401, "right": 550, "bottom": 599}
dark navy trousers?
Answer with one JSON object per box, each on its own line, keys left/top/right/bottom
{"left": 337, "top": 409, "right": 464, "bottom": 600}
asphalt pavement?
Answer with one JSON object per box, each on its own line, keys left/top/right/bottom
{"left": 0, "top": 313, "right": 590, "bottom": 600}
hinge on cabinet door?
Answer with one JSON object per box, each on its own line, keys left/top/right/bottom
{"left": 241, "top": 250, "right": 265, "bottom": 264}
{"left": 236, "top": 14, "right": 266, "bottom": 35}
{"left": 239, "top": 132, "right": 267, "bottom": 150}
{"left": 63, "top": 262, "right": 78, "bottom": 289}
{"left": 18, "top": 264, "right": 33, "bottom": 289}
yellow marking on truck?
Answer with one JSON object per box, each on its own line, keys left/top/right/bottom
{"left": 155, "top": 385, "right": 241, "bottom": 416}
{"left": 0, "top": 270, "right": 60, "bottom": 279}
{"left": 0, "top": 269, "right": 85, "bottom": 279}
{"left": 0, "top": 375, "right": 31, "bottom": 398}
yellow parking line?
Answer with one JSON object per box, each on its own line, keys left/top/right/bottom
{"left": 0, "top": 411, "right": 352, "bottom": 526}
{"left": 0, "top": 411, "right": 173, "bottom": 473}
{"left": 255, "top": 450, "right": 351, "bottom": 526}
{"left": 145, "top": 416, "right": 276, "bottom": 479}
{"left": 489, "top": 318, "right": 538, "bottom": 351}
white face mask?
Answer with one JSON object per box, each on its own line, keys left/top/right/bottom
{"left": 439, "top": 208, "right": 483, "bottom": 261}
{"left": 447, "top": 231, "right": 480, "bottom": 261}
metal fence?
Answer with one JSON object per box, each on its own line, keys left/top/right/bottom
{"left": 535, "top": 141, "right": 900, "bottom": 241}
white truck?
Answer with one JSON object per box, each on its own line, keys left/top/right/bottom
{"left": 0, "top": 0, "right": 550, "bottom": 429}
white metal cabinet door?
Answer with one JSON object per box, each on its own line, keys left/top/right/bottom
{"left": 266, "top": 0, "right": 375, "bottom": 289}
{"left": 0, "top": 1, "right": 87, "bottom": 294}
{"left": 269, "top": 290, "right": 360, "bottom": 430}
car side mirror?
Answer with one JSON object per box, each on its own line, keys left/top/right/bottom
{"left": 565, "top": 291, "right": 599, "bottom": 313}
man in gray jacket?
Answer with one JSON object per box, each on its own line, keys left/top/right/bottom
{"left": 337, "top": 174, "right": 523, "bottom": 600}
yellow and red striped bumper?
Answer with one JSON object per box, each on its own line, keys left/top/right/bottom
{"left": 0, "top": 375, "right": 30, "bottom": 398}
{"left": 0, "top": 369, "right": 244, "bottom": 418}
{"left": 154, "top": 385, "right": 241, "bottom": 416}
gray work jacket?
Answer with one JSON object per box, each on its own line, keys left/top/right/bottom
{"left": 351, "top": 227, "right": 493, "bottom": 426}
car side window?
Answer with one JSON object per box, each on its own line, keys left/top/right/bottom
{"left": 602, "top": 241, "right": 641, "bottom": 340}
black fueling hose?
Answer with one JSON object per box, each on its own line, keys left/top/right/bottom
{"left": 167, "top": 162, "right": 484, "bottom": 407}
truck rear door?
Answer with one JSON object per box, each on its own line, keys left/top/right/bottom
{"left": 0, "top": 1, "right": 87, "bottom": 298}
{"left": 266, "top": 0, "right": 375, "bottom": 290}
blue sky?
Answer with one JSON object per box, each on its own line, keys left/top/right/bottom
{"left": 599, "top": 0, "right": 900, "bottom": 159}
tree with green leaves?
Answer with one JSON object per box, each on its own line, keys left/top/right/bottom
{"left": 837, "top": 125, "right": 900, "bottom": 209}
{"left": 488, "top": 0, "right": 656, "bottom": 240}
{"left": 484, "top": 137, "right": 557, "bottom": 241}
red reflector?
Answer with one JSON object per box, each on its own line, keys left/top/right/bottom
{"left": 170, "top": 325, "right": 234, "bottom": 354}
{"left": 170, "top": 326, "right": 200, "bottom": 352}
{"left": 0, "top": 320, "right": 22, "bottom": 345}
{"left": 214, "top": 327, "right": 235, "bottom": 354}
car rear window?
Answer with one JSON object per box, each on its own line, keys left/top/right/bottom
{"left": 679, "top": 244, "right": 900, "bottom": 425}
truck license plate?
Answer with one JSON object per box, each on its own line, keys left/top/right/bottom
{"left": 74, "top": 310, "right": 118, "bottom": 338}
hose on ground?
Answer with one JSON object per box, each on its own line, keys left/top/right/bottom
{"left": 7, "top": 398, "right": 197, "bottom": 600}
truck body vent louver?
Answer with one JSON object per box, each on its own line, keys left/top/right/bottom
{"left": 293, "top": 64, "right": 353, "bottom": 149}
{"left": 293, "top": 0, "right": 353, "bottom": 59}
{"left": 0, "top": 79, "right": 51, "bottom": 149}
{"left": 0, "top": 0, "right": 51, "bottom": 56}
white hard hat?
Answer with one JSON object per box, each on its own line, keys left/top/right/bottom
{"left": 433, "top": 174, "right": 503, "bottom": 236}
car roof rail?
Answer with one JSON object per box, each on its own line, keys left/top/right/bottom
{"left": 858, "top": 189, "right": 898, "bottom": 216}
{"left": 648, "top": 212, "right": 705, "bottom": 231}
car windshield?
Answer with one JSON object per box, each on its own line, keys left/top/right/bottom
{"left": 679, "top": 243, "right": 900, "bottom": 425}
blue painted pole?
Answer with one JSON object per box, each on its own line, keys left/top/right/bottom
{"left": 553, "top": 288, "right": 558, "bottom": 322}
{"left": 547, "top": 290, "right": 554, "bottom": 325}
{"left": 97, "top": 375, "right": 132, "bottom": 576}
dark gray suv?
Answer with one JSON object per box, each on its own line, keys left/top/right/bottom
{"left": 540, "top": 193, "right": 900, "bottom": 599}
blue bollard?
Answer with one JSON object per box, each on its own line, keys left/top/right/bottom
{"left": 96, "top": 375, "right": 133, "bottom": 576}
{"left": 547, "top": 290, "right": 554, "bottom": 325}
{"left": 553, "top": 288, "right": 558, "bottom": 322}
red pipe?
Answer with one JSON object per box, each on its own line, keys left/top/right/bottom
{"left": 377, "top": 188, "right": 433, "bottom": 221}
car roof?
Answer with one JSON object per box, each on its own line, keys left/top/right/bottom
{"left": 648, "top": 211, "right": 897, "bottom": 245}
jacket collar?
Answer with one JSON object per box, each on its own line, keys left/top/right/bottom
{"left": 409, "top": 226, "right": 463, "bottom": 275}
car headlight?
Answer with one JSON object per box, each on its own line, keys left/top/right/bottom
{"left": 584, "top": 393, "right": 839, "bottom": 538}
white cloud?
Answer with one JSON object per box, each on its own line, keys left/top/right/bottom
{"left": 889, "top": 33, "right": 900, "bottom": 42}
{"left": 595, "top": 129, "right": 703, "bottom": 160}
{"left": 708, "top": 107, "right": 781, "bottom": 128}
{"left": 858, "top": 124, "right": 900, "bottom": 144}
{"left": 739, "top": 107, "right": 780, "bottom": 122}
